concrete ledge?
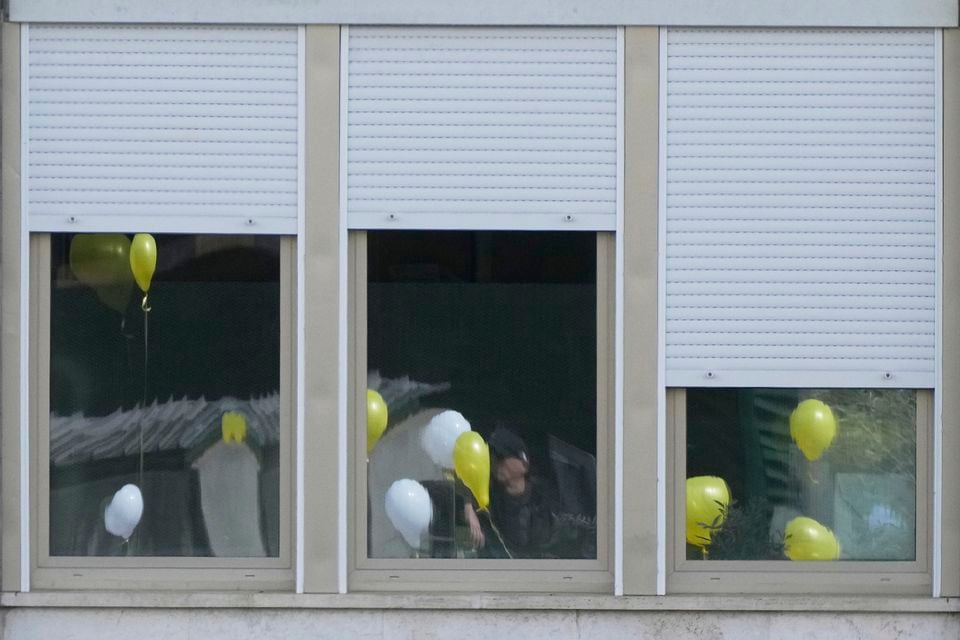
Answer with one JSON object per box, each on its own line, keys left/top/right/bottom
{"left": 2, "top": 591, "right": 958, "bottom": 613}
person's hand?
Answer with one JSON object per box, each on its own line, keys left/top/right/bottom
{"left": 464, "top": 504, "right": 485, "bottom": 549}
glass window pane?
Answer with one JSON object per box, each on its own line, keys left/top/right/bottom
{"left": 685, "top": 388, "right": 917, "bottom": 561}
{"left": 49, "top": 234, "right": 282, "bottom": 557}
{"left": 367, "top": 231, "right": 598, "bottom": 560}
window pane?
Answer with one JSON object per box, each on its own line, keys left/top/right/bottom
{"left": 367, "top": 231, "right": 598, "bottom": 560}
{"left": 685, "top": 389, "right": 917, "bottom": 561}
{"left": 49, "top": 234, "right": 282, "bottom": 557}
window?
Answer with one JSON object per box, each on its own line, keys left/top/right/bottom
{"left": 350, "top": 231, "right": 614, "bottom": 590}
{"left": 31, "top": 234, "right": 295, "bottom": 589}
{"left": 660, "top": 27, "right": 938, "bottom": 594}
{"left": 686, "top": 388, "right": 921, "bottom": 562}
{"left": 343, "top": 25, "right": 620, "bottom": 591}
{"left": 667, "top": 388, "right": 931, "bottom": 594}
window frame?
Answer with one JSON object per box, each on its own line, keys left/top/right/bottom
{"left": 347, "top": 230, "right": 616, "bottom": 592}
{"left": 27, "top": 233, "right": 298, "bottom": 591}
{"left": 619, "top": 25, "right": 660, "bottom": 596}
{"left": 665, "top": 387, "right": 933, "bottom": 595}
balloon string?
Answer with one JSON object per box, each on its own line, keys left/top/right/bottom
{"left": 136, "top": 301, "right": 150, "bottom": 553}
{"left": 450, "top": 478, "right": 456, "bottom": 557}
{"left": 481, "top": 510, "right": 514, "bottom": 560}
{"left": 139, "top": 304, "right": 148, "bottom": 487}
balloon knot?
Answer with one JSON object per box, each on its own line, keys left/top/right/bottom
{"left": 141, "top": 294, "right": 151, "bottom": 312}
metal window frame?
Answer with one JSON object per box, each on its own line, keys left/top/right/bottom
{"left": 28, "top": 233, "right": 298, "bottom": 591}
{"left": 345, "top": 230, "right": 616, "bottom": 592}
{"left": 665, "top": 387, "right": 934, "bottom": 595}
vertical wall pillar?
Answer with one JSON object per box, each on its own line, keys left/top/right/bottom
{"left": 621, "top": 26, "right": 660, "bottom": 595}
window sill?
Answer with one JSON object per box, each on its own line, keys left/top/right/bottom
{"left": 1, "top": 591, "right": 958, "bottom": 613}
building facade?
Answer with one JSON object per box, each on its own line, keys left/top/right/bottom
{"left": 1, "top": 1, "right": 959, "bottom": 638}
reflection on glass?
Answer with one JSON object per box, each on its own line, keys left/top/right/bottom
{"left": 686, "top": 389, "right": 917, "bottom": 561}
{"left": 367, "top": 231, "right": 598, "bottom": 560}
{"left": 49, "top": 234, "right": 281, "bottom": 557}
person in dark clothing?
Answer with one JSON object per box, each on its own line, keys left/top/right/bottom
{"left": 463, "top": 427, "right": 559, "bottom": 558}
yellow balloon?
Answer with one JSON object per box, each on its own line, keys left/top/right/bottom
{"left": 784, "top": 516, "right": 841, "bottom": 561}
{"left": 129, "top": 233, "right": 157, "bottom": 294}
{"left": 221, "top": 411, "right": 247, "bottom": 444}
{"left": 790, "top": 399, "right": 837, "bottom": 461}
{"left": 69, "top": 234, "right": 134, "bottom": 313}
{"left": 453, "top": 431, "right": 490, "bottom": 511}
{"left": 685, "top": 476, "right": 731, "bottom": 549}
{"left": 70, "top": 234, "right": 132, "bottom": 286}
{"left": 366, "top": 389, "right": 388, "bottom": 454}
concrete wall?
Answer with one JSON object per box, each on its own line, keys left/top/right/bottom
{"left": 1, "top": 608, "right": 959, "bottom": 640}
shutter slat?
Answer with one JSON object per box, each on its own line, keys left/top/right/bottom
{"left": 30, "top": 140, "right": 295, "bottom": 156}
{"left": 668, "top": 257, "right": 933, "bottom": 272}
{"left": 30, "top": 152, "right": 296, "bottom": 169}
{"left": 668, "top": 170, "right": 934, "bottom": 183}
{"left": 31, "top": 165, "right": 295, "bottom": 180}
{"left": 667, "top": 28, "right": 933, "bottom": 45}
{"left": 669, "top": 306, "right": 934, "bottom": 322}
{"left": 669, "top": 107, "right": 934, "bottom": 122}
{"left": 669, "top": 319, "right": 934, "bottom": 334}
{"left": 348, "top": 199, "right": 613, "bottom": 215}
{"left": 669, "top": 70, "right": 933, "bottom": 82}
{"left": 350, "top": 26, "right": 616, "bottom": 46}
{"left": 669, "top": 270, "right": 934, "bottom": 285}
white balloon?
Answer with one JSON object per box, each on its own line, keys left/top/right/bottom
{"left": 421, "top": 410, "right": 470, "bottom": 469}
{"left": 104, "top": 484, "right": 144, "bottom": 540}
{"left": 384, "top": 479, "right": 433, "bottom": 550}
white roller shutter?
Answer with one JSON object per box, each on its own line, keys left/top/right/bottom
{"left": 26, "top": 24, "right": 301, "bottom": 234}
{"left": 663, "top": 28, "right": 937, "bottom": 389}
{"left": 345, "top": 26, "right": 619, "bottom": 230}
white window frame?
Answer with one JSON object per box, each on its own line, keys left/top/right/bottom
{"left": 29, "top": 234, "right": 298, "bottom": 590}
{"left": 665, "top": 387, "right": 934, "bottom": 595}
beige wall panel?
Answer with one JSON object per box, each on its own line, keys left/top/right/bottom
{"left": 1, "top": 22, "right": 22, "bottom": 593}
{"left": 621, "top": 26, "right": 660, "bottom": 595}
{"left": 940, "top": 27, "right": 960, "bottom": 598}
{"left": 302, "top": 25, "right": 343, "bottom": 593}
